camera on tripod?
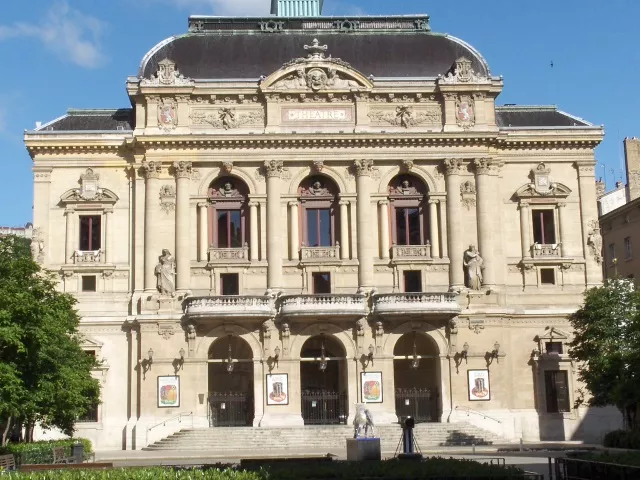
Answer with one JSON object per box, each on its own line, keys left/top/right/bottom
{"left": 395, "top": 416, "right": 422, "bottom": 460}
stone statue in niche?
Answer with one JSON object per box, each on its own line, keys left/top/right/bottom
{"left": 218, "top": 181, "right": 239, "bottom": 197}
{"left": 587, "top": 220, "right": 603, "bottom": 265}
{"left": 390, "top": 179, "right": 419, "bottom": 196}
{"left": 155, "top": 249, "right": 176, "bottom": 296}
{"left": 30, "top": 227, "right": 45, "bottom": 263}
{"left": 463, "top": 244, "right": 484, "bottom": 290}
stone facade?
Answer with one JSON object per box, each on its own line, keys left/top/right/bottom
{"left": 25, "top": 15, "right": 621, "bottom": 450}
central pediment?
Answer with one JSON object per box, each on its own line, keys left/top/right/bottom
{"left": 261, "top": 39, "right": 373, "bottom": 93}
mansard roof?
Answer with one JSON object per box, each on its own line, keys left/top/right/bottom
{"left": 496, "top": 105, "right": 592, "bottom": 128}
{"left": 138, "top": 15, "right": 491, "bottom": 80}
{"left": 34, "top": 109, "right": 134, "bottom": 132}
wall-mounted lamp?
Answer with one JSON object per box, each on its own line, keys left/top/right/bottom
{"left": 486, "top": 341, "right": 502, "bottom": 366}
{"left": 274, "top": 346, "right": 281, "bottom": 362}
{"left": 174, "top": 347, "right": 186, "bottom": 373}
{"left": 319, "top": 341, "right": 328, "bottom": 372}
{"left": 179, "top": 348, "right": 185, "bottom": 360}
{"left": 364, "top": 344, "right": 375, "bottom": 368}
{"left": 148, "top": 348, "right": 154, "bottom": 363}
{"left": 461, "top": 342, "right": 469, "bottom": 360}
{"left": 410, "top": 334, "right": 420, "bottom": 369}
{"left": 226, "top": 338, "right": 235, "bottom": 374}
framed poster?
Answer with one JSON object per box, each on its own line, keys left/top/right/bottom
{"left": 468, "top": 369, "right": 490, "bottom": 401}
{"left": 361, "top": 371, "right": 383, "bottom": 403}
{"left": 157, "top": 376, "right": 180, "bottom": 408}
{"left": 266, "top": 373, "right": 289, "bottom": 405}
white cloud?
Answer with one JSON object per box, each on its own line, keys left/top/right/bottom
{"left": 164, "top": 0, "right": 270, "bottom": 15}
{"left": 0, "top": 2, "right": 106, "bottom": 69}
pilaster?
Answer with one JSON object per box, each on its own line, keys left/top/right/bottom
{"left": 265, "top": 160, "right": 285, "bottom": 290}
{"left": 354, "top": 160, "right": 374, "bottom": 289}
{"left": 173, "top": 161, "right": 192, "bottom": 292}
{"left": 444, "top": 159, "right": 464, "bottom": 289}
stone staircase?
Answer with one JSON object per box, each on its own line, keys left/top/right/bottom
{"left": 144, "top": 422, "right": 508, "bottom": 453}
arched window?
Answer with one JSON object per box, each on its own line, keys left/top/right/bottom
{"left": 388, "top": 175, "right": 429, "bottom": 246}
{"left": 208, "top": 177, "right": 249, "bottom": 249}
{"left": 298, "top": 176, "right": 339, "bottom": 248}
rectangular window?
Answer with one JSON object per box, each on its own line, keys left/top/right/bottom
{"left": 217, "top": 210, "right": 242, "bottom": 248}
{"left": 220, "top": 273, "right": 239, "bottom": 295}
{"left": 403, "top": 270, "right": 422, "bottom": 293}
{"left": 545, "top": 342, "right": 564, "bottom": 355}
{"left": 609, "top": 243, "right": 616, "bottom": 265}
{"left": 312, "top": 272, "right": 331, "bottom": 294}
{"left": 532, "top": 210, "right": 556, "bottom": 245}
{"left": 77, "top": 404, "right": 99, "bottom": 423}
{"left": 545, "top": 370, "right": 570, "bottom": 413}
{"left": 540, "top": 268, "right": 556, "bottom": 285}
{"left": 625, "top": 237, "right": 632, "bottom": 260}
{"left": 306, "top": 209, "right": 332, "bottom": 247}
{"left": 396, "top": 208, "right": 421, "bottom": 245}
{"left": 79, "top": 215, "right": 101, "bottom": 251}
{"left": 81, "top": 276, "right": 96, "bottom": 292}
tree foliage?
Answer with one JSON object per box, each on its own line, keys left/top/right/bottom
{"left": 0, "top": 235, "right": 100, "bottom": 445}
{"left": 569, "top": 278, "right": 640, "bottom": 428}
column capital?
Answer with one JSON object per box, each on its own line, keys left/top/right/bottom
{"left": 64, "top": 206, "right": 76, "bottom": 215}
{"left": 197, "top": 202, "right": 209, "bottom": 209}
{"left": 378, "top": 200, "right": 389, "bottom": 206}
{"left": 248, "top": 201, "right": 259, "bottom": 208}
{"left": 443, "top": 158, "right": 463, "bottom": 176}
{"left": 104, "top": 207, "right": 114, "bottom": 214}
{"left": 353, "top": 159, "right": 374, "bottom": 177}
{"left": 575, "top": 160, "right": 596, "bottom": 177}
{"left": 141, "top": 161, "right": 162, "bottom": 179}
{"left": 557, "top": 202, "right": 567, "bottom": 208}
{"left": 173, "top": 161, "right": 193, "bottom": 179}
{"left": 428, "top": 199, "right": 439, "bottom": 205}
{"left": 288, "top": 201, "right": 300, "bottom": 207}
{"left": 264, "top": 160, "right": 285, "bottom": 178}
{"left": 519, "top": 200, "right": 530, "bottom": 209}
{"left": 473, "top": 157, "right": 502, "bottom": 175}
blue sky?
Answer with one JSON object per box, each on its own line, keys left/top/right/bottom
{"left": 1, "top": 0, "right": 638, "bottom": 226}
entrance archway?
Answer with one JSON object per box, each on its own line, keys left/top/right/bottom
{"left": 393, "top": 332, "right": 440, "bottom": 423}
{"left": 208, "top": 335, "right": 254, "bottom": 427}
{"left": 300, "top": 334, "right": 348, "bottom": 425}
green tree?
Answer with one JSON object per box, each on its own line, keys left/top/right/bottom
{"left": 569, "top": 278, "right": 640, "bottom": 429}
{"left": 0, "top": 235, "right": 100, "bottom": 446}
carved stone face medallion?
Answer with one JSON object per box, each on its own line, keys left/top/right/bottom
{"left": 157, "top": 59, "right": 176, "bottom": 85}
{"left": 306, "top": 68, "right": 328, "bottom": 91}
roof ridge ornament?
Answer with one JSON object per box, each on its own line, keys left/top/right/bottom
{"left": 439, "top": 56, "right": 490, "bottom": 85}
{"left": 141, "top": 58, "right": 194, "bottom": 87}
{"left": 304, "top": 39, "right": 328, "bottom": 60}
{"left": 282, "top": 39, "right": 352, "bottom": 69}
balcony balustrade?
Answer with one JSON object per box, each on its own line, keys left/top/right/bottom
{"left": 372, "top": 292, "right": 460, "bottom": 317}
{"left": 74, "top": 249, "right": 102, "bottom": 264}
{"left": 208, "top": 245, "right": 250, "bottom": 264}
{"left": 531, "top": 243, "right": 562, "bottom": 258}
{"left": 279, "top": 294, "right": 367, "bottom": 318}
{"left": 300, "top": 244, "right": 340, "bottom": 263}
{"left": 184, "top": 296, "right": 275, "bottom": 319}
{"left": 391, "top": 243, "right": 432, "bottom": 261}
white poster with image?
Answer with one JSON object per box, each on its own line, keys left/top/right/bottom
{"left": 467, "top": 369, "right": 490, "bottom": 401}
{"left": 266, "top": 373, "right": 289, "bottom": 405}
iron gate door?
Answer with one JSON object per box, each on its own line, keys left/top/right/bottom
{"left": 208, "top": 392, "right": 253, "bottom": 427}
{"left": 395, "top": 388, "right": 439, "bottom": 423}
{"left": 301, "top": 390, "right": 347, "bottom": 425}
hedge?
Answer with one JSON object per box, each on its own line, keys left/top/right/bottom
{"left": 0, "top": 439, "right": 93, "bottom": 465}
{"left": 570, "top": 450, "right": 640, "bottom": 467}
{"left": 603, "top": 429, "right": 640, "bottom": 449}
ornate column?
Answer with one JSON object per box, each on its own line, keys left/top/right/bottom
{"left": 519, "top": 201, "right": 531, "bottom": 259}
{"left": 474, "top": 158, "right": 499, "bottom": 288}
{"left": 339, "top": 200, "right": 350, "bottom": 260}
{"left": 378, "top": 200, "right": 390, "bottom": 260}
{"left": 64, "top": 207, "right": 75, "bottom": 264}
{"left": 249, "top": 201, "right": 259, "bottom": 261}
{"left": 259, "top": 200, "right": 267, "bottom": 261}
{"left": 444, "top": 159, "right": 464, "bottom": 289}
{"left": 174, "top": 161, "right": 192, "bottom": 292}
{"left": 104, "top": 207, "right": 113, "bottom": 264}
{"left": 265, "top": 160, "right": 284, "bottom": 290}
{"left": 429, "top": 199, "right": 440, "bottom": 258}
{"left": 557, "top": 202, "right": 569, "bottom": 258}
{"left": 354, "top": 160, "right": 374, "bottom": 289}
{"left": 198, "top": 202, "right": 208, "bottom": 262}
{"left": 576, "top": 161, "right": 601, "bottom": 286}
{"left": 289, "top": 201, "right": 299, "bottom": 261}
{"left": 439, "top": 199, "right": 449, "bottom": 258}
{"left": 350, "top": 201, "right": 358, "bottom": 260}
{"left": 142, "top": 161, "right": 162, "bottom": 292}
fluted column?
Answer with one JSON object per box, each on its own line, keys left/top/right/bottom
{"left": 354, "top": 160, "right": 374, "bottom": 289}
{"left": 519, "top": 201, "right": 531, "bottom": 258}
{"left": 198, "top": 202, "right": 208, "bottom": 262}
{"left": 474, "top": 158, "right": 499, "bottom": 288}
{"left": 340, "top": 200, "right": 350, "bottom": 260}
{"left": 142, "top": 161, "right": 162, "bottom": 291}
{"left": 289, "top": 201, "right": 299, "bottom": 261}
{"left": 378, "top": 200, "right": 390, "bottom": 260}
{"left": 249, "top": 201, "right": 259, "bottom": 261}
{"left": 557, "top": 202, "right": 569, "bottom": 258}
{"left": 265, "top": 161, "right": 284, "bottom": 290}
{"left": 104, "top": 207, "right": 113, "bottom": 264}
{"left": 444, "top": 159, "right": 464, "bottom": 289}
{"left": 65, "top": 207, "right": 75, "bottom": 264}
{"left": 439, "top": 199, "right": 449, "bottom": 258}
{"left": 173, "top": 161, "right": 192, "bottom": 292}
{"left": 429, "top": 199, "right": 440, "bottom": 259}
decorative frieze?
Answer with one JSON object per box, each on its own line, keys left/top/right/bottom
{"left": 208, "top": 245, "right": 250, "bottom": 263}
{"left": 159, "top": 185, "right": 176, "bottom": 214}
{"left": 460, "top": 180, "right": 476, "bottom": 209}
{"left": 391, "top": 244, "right": 432, "bottom": 260}
{"left": 190, "top": 108, "right": 265, "bottom": 129}
{"left": 367, "top": 105, "right": 442, "bottom": 128}
{"left": 300, "top": 245, "right": 340, "bottom": 261}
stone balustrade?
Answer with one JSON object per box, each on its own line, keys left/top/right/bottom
{"left": 372, "top": 292, "right": 460, "bottom": 317}
{"left": 184, "top": 296, "right": 275, "bottom": 318}
{"left": 74, "top": 249, "right": 102, "bottom": 264}
{"left": 280, "top": 294, "right": 367, "bottom": 318}
{"left": 391, "top": 243, "right": 432, "bottom": 261}
{"left": 531, "top": 243, "right": 562, "bottom": 258}
{"left": 208, "top": 245, "right": 250, "bottom": 264}
{"left": 300, "top": 244, "right": 340, "bottom": 262}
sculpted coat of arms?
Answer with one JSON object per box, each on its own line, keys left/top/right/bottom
{"left": 456, "top": 95, "right": 475, "bottom": 129}
{"left": 158, "top": 98, "right": 178, "bottom": 131}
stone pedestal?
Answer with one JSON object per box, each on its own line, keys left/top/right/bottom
{"left": 346, "top": 438, "right": 381, "bottom": 461}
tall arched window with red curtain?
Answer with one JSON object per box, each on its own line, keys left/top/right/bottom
{"left": 387, "top": 174, "right": 429, "bottom": 246}
{"left": 207, "top": 177, "right": 249, "bottom": 249}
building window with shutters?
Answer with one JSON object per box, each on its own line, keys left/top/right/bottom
{"left": 545, "top": 370, "right": 570, "bottom": 413}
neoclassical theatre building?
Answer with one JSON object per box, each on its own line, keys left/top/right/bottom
{"left": 26, "top": 3, "right": 621, "bottom": 450}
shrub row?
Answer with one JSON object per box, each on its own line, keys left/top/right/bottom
{"left": 570, "top": 450, "right": 640, "bottom": 467}
{"left": 603, "top": 429, "right": 640, "bottom": 449}
{"left": 0, "top": 439, "right": 93, "bottom": 465}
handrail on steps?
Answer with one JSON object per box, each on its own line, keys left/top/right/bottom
{"left": 455, "top": 405, "right": 502, "bottom": 424}
{"left": 146, "top": 411, "right": 193, "bottom": 445}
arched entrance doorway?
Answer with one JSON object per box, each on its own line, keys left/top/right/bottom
{"left": 300, "top": 335, "right": 348, "bottom": 425}
{"left": 208, "top": 335, "right": 254, "bottom": 427}
{"left": 393, "top": 332, "right": 440, "bottom": 423}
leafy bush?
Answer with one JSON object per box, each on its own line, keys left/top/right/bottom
{"left": 603, "top": 429, "right": 640, "bottom": 449}
{"left": 571, "top": 450, "right": 640, "bottom": 467}
{"left": 0, "top": 438, "right": 92, "bottom": 465}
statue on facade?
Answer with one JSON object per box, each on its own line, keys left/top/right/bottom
{"left": 463, "top": 244, "right": 484, "bottom": 290}
{"left": 353, "top": 403, "right": 375, "bottom": 438}
{"left": 155, "top": 249, "right": 176, "bottom": 296}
